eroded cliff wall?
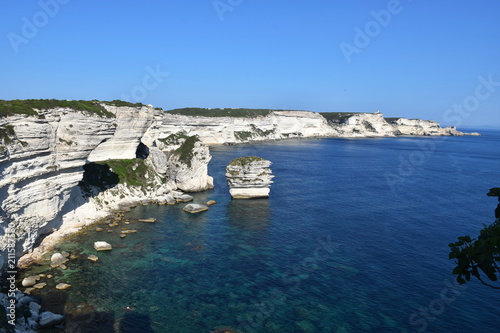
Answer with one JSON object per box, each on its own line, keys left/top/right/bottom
{"left": 153, "top": 110, "right": 469, "bottom": 145}
{"left": 0, "top": 104, "right": 213, "bottom": 269}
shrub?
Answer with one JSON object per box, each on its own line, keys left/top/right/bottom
{"left": 0, "top": 99, "right": 115, "bottom": 118}
{"left": 167, "top": 108, "right": 273, "bottom": 118}
{"left": 172, "top": 136, "right": 200, "bottom": 167}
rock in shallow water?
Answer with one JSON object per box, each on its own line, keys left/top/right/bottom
{"left": 178, "top": 194, "right": 194, "bottom": 202}
{"left": 88, "top": 255, "right": 99, "bottom": 262}
{"left": 22, "top": 275, "right": 40, "bottom": 287}
{"left": 138, "top": 218, "right": 156, "bottom": 223}
{"left": 39, "top": 311, "right": 64, "bottom": 328}
{"left": 56, "top": 283, "right": 71, "bottom": 290}
{"left": 183, "top": 203, "right": 209, "bottom": 214}
{"left": 50, "top": 252, "right": 69, "bottom": 267}
{"left": 94, "top": 241, "right": 112, "bottom": 251}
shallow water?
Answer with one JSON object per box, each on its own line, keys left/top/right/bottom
{"left": 22, "top": 130, "right": 500, "bottom": 332}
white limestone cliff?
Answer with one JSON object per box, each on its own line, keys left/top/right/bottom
{"left": 0, "top": 104, "right": 213, "bottom": 270}
{"left": 165, "top": 137, "right": 214, "bottom": 192}
{"left": 155, "top": 110, "right": 336, "bottom": 144}
{"left": 385, "top": 117, "right": 465, "bottom": 136}
{"left": 153, "top": 110, "right": 473, "bottom": 145}
{"left": 87, "top": 105, "right": 155, "bottom": 161}
{"left": 323, "top": 112, "right": 397, "bottom": 137}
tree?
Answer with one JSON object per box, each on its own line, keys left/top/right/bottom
{"left": 449, "top": 188, "right": 500, "bottom": 289}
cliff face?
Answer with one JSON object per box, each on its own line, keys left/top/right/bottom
{"left": 385, "top": 117, "right": 465, "bottom": 136}
{"left": 0, "top": 104, "right": 213, "bottom": 270}
{"left": 165, "top": 136, "right": 214, "bottom": 192}
{"left": 155, "top": 110, "right": 336, "bottom": 144}
{"left": 323, "top": 112, "right": 396, "bottom": 137}
{"left": 154, "top": 111, "right": 470, "bottom": 145}
{"left": 0, "top": 109, "right": 115, "bottom": 269}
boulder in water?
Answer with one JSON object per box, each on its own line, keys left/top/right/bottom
{"left": 94, "top": 241, "right": 112, "bottom": 251}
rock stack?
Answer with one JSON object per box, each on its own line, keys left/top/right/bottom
{"left": 225, "top": 156, "right": 274, "bottom": 199}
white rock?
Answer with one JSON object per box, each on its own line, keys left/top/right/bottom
{"left": 50, "top": 253, "right": 69, "bottom": 267}
{"left": 94, "top": 241, "right": 112, "bottom": 251}
{"left": 229, "top": 188, "right": 271, "bottom": 199}
{"left": 226, "top": 157, "right": 274, "bottom": 199}
{"left": 88, "top": 255, "right": 99, "bottom": 262}
{"left": 183, "top": 204, "right": 209, "bottom": 214}
{"left": 178, "top": 194, "right": 193, "bottom": 202}
{"left": 88, "top": 105, "right": 155, "bottom": 161}
{"left": 167, "top": 138, "right": 214, "bottom": 192}
{"left": 22, "top": 276, "right": 39, "bottom": 287}
{"left": 55, "top": 283, "right": 71, "bottom": 290}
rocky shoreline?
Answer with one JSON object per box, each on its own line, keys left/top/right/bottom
{"left": 3, "top": 191, "right": 217, "bottom": 332}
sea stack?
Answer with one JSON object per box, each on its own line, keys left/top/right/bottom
{"left": 225, "top": 156, "right": 274, "bottom": 199}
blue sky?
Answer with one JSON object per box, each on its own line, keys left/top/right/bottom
{"left": 1, "top": 0, "right": 499, "bottom": 128}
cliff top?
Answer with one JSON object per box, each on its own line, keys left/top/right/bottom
{"left": 320, "top": 112, "right": 362, "bottom": 123}
{"left": 167, "top": 107, "right": 274, "bottom": 118}
{"left": 0, "top": 99, "right": 160, "bottom": 118}
{"left": 228, "top": 156, "right": 267, "bottom": 166}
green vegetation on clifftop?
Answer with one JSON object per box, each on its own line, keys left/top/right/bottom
{"left": 167, "top": 108, "right": 272, "bottom": 118}
{"left": 320, "top": 112, "right": 360, "bottom": 123}
{"left": 98, "top": 159, "right": 151, "bottom": 187}
{"left": 172, "top": 135, "right": 200, "bottom": 167}
{"left": 158, "top": 131, "right": 190, "bottom": 146}
{"left": 0, "top": 125, "right": 16, "bottom": 144}
{"left": 229, "top": 156, "right": 265, "bottom": 166}
{"left": 0, "top": 99, "right": 115, "bottom": 118}
{"left": 103, "top": 100, "right": 145, "bottom": 108}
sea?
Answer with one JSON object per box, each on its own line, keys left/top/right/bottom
{"left": 20, "top": 129, "right": 500, "bottom": 333}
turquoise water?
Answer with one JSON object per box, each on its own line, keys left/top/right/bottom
{"left": 23, "top": 131, "right": 500, "bottom": 332}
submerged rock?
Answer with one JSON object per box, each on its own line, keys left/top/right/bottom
{"left": 55, "top": 283, "right": 71, "bottom": 290}
{"left": 177, "top": 194, "right": 194, "bottom": 202}
{"left": 183, "top": 204, "right": 209, "bottom": 214}
{"left": 39, "top": 311, "right": 64, "bottom": 328}
{"left": 225, "top": 156, "right": 274, "bottom": 199}
{"left": 138, "top": 218, "right": 156, "bottom": 223}
{"left": 88, "top": 255, "right": 99, "bottom": 262}
{"left": 50, "top": 253, "right": 69, "bottom": 268}
{"left": 22, "top": 275, "right": 40, "bottom": 287}
{"left": 94, "top": 241, "right": 112, "bottom": 251}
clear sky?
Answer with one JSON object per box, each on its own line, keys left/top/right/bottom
{"left": 1, "top": 0, "right": 499, "bottom": 128}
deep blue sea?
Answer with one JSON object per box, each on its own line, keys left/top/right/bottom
{"left": 23, "top": 130, "right": 500, "bottom": 333}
